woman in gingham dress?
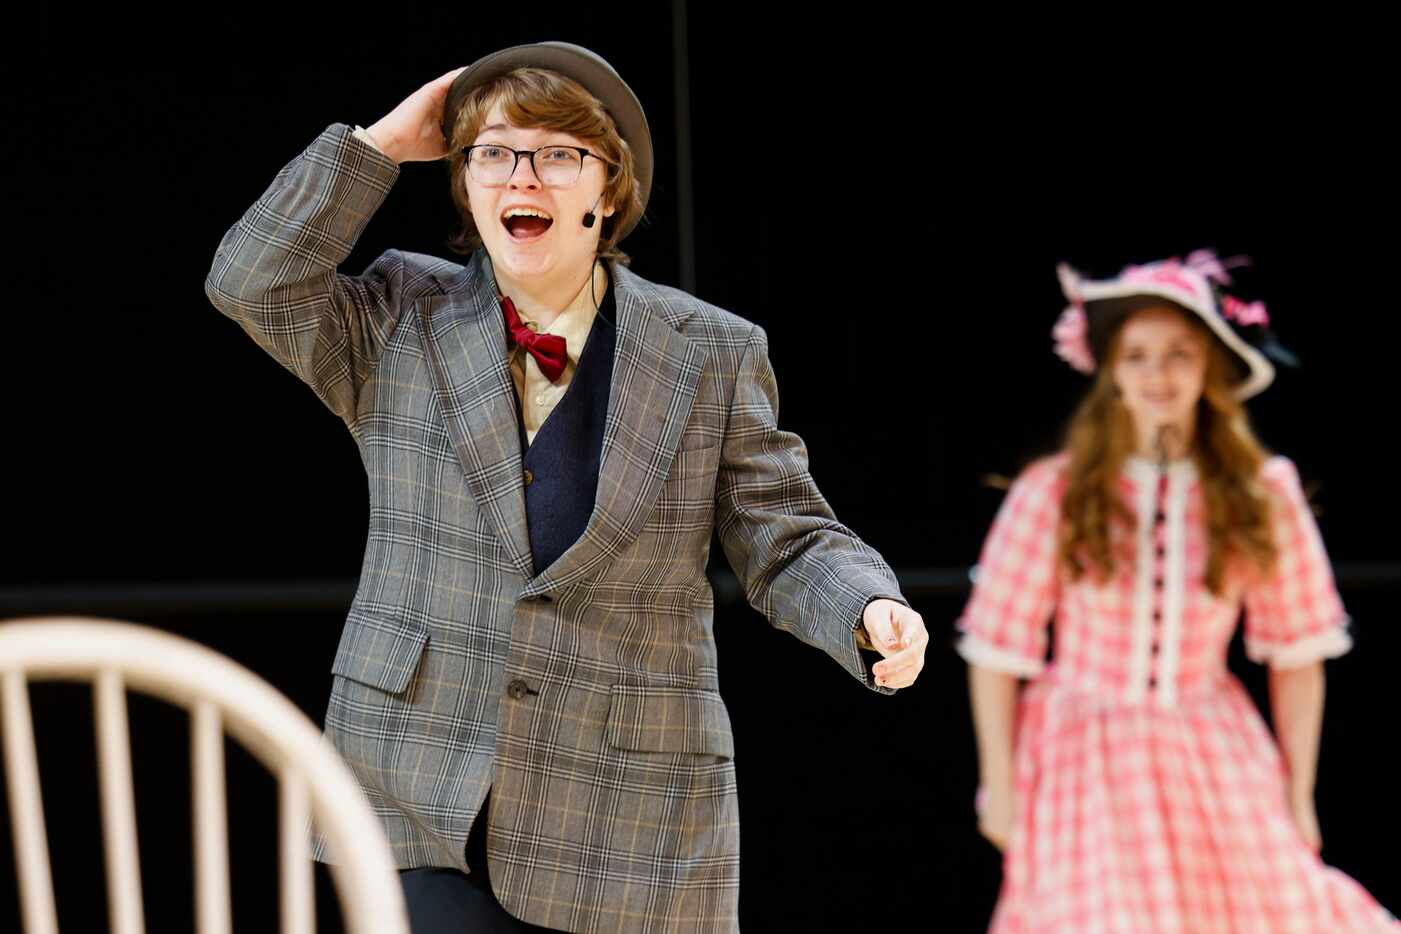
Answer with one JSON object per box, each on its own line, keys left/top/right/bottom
{"left": 958, "top": 252, "right": 1397, "bottom": 933}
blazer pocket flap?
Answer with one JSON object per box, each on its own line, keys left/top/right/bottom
{"left": 605, "top": 684, "right": 735, "bottom": 759}
{"left": 330, "top": 612, "right": 430, "bottom": 695}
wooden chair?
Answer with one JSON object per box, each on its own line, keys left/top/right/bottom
{"left": 0, "top": 616, "right": 410, "bottom": 934}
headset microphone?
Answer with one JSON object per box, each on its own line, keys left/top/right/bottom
{"left": 583, "top": 194, "right": 604, "bottom": 229}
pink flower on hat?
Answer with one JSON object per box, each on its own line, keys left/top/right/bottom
{"left": 1052, "top": 304, "right": 1096, "bottom": 374}
{"left": 1184, "top": 248, "right": 1251, "bottom": 287}
{"left": 1121, "top": 261, "right": 1208, "bottom": 304}
{"left": 1221, "top": 294, "right": 1270, "bottom": 327}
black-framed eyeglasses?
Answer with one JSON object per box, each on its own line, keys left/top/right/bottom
{"left": 460, "top": 144, "right": 611, "bottom": 188}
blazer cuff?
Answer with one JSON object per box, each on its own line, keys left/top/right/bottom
{"left": 820, "top": 566, "right": 905, "bottom": 694}
{"left": 320, "top": 121, "right": 401, "bottom": 187}
{"left": 351, "top": 124, "right": 388, "bottom": 157}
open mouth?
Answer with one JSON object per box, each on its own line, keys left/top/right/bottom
{"left": 501, "top": 207, "right": 554, "bottom": 241}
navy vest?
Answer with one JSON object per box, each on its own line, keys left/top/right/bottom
{"left": 517, "top": 287, "right": 616, "bottom": 576}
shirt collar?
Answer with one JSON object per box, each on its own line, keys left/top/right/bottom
{"left": 491, "top": 259, "right": 610, "bottom": 366}
{"left": 1125, "top": 455, "right": 1198, "bottom": 484}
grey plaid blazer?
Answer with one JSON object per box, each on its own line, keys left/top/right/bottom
{"left": 205, "top": 124, "right": 905, "bottom": 933}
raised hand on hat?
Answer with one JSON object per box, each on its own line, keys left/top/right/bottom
{"left": 861, "top": 599, "right": 929, "bottom": 689}
{"left": 364, "top": 67, "right": 467, "bottom": 165}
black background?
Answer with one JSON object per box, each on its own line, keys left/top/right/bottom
{"left": 8, "top": 4, "right": 1397, "bottom": 931}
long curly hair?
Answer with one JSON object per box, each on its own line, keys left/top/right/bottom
{"left": 1057, "top": 304, "right": 1279, "bottom": 595}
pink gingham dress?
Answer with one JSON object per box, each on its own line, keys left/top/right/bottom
{"left": 957, "top": 453, "right": 1397, "bottom": 933}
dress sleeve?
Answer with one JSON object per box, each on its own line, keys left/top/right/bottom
{"left": 1242, "top": 456, "right": 1352, "bottom": 669}
{"left": 955, "top": 458, "right": 1063, "bottom": 677}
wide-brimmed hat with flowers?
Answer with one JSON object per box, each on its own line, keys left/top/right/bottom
{"left": 1052, "top": 250, "right": 1296, "bottom": 400}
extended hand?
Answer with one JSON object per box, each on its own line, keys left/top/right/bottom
{"left": 860, "top": 599, "right": 929, "bottom": 689}
{"left": 365, "top": 67, "right": 468, "bottom": 164}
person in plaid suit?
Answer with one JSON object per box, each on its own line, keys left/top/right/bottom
{"left": 959, "top": 253, "right": 1397, "bottom": 932}
{"left": 205, "top": 42, "right": 928, "bottom": 933}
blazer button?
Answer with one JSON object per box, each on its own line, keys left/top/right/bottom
{"left": 523, "top": 469, "right": 534, "bottom": 487}
{"left": 507, "top": 679, "right": 530, "bottom": 700}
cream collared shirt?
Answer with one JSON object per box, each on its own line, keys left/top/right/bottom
{"left": 501, "top": 262, "right": 607, "bottom": 446}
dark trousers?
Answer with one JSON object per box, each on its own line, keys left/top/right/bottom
{"left": 399, "top": 796, "right": 558, "bottom": 933}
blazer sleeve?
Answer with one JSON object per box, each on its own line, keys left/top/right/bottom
{"left": 713, "top": 324, "right": 906, "bottom": 692}
{"left": 204, "top": 122, "right": 410, "bottom": 429}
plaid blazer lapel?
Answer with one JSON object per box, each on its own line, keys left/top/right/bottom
{"left": 521, "top": 266, "right": 708, "bottom": 598}
{"left": 417, "top": 256, "right": 534, "bottom": 580}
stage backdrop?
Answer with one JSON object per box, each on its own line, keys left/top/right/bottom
{"left": 10, "top": 5, "right": 1396, "bottom": 931}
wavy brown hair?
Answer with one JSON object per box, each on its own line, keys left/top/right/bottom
{"left": 443, "top": 67, "right": 644, "bottom": 265}
{"left": 1058, "top": 305, "right": 1279, "bottom": 595}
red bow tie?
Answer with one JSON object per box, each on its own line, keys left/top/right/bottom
{"left": 501, "top": 296, "right": 568, "bottom": 383}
